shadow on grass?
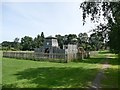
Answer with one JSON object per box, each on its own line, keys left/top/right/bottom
{"left": 78, "top": 57, "right": 119, "bottom": 65}
{"left": 3, "top": 67, "right": 99, "bottom": 88}
{"left": 101, "top": 67, "right": 119, "bottom": 88}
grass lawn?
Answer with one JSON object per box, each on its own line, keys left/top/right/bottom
{"left": 99, "top": 51, "right": 119, "bottom": 88}
{"left": 2, "top": 51, "right": 119, "bottom": 88}
{"left": 101, "top": 65, "right": 119, "bottom": 88}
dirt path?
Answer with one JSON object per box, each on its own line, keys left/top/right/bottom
{"left": 88, "top": 57, "right": 110, "bottom": 90}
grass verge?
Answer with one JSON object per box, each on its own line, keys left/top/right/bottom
{"left": 2, "top": 57, "right": 100, "bottom": 88}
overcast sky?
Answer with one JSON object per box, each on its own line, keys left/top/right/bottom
{"left": 1, "top": 0, "right": 101, "bottom": 43}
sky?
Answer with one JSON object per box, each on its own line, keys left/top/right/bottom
{"left": 1, "top": 0, "right": 101, "bottom": 43}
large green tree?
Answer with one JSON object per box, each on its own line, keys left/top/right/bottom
{"left": 33, "top": 34, "right": 43, "bottom": 48}
{"left": 80, "top": 1, "right": 120, "bottom": 53}
{"left": 78, "top": 33, "right": 88, "bottom": 44}
{"left": 33, "top": 32, "right": 45, "bottom": 48}
{"left": 89, "top": 32, "right": 104, "bottom": 50}
{"left": 67, "top": 34, "right": 77, "bottom": 44}
{"left": 13, "top": 37, "right": 21, "bottom": 50}
{"left": 1, "top": 41, "right": 14, "bottom": 50}
{"left": 55, "top": 34, "right": 64, "bottom": 49}
{"left": 78, "top": 33, "right": 89, "bottom": 50}
{"left": 21, "top": 36, "right": 33, "bottom": 50}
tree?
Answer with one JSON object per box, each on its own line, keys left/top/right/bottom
{"left": 13, "top": 37, "right": 20, "bottom": 50}
{"left": 41, "top": 32, "right": 45, "bottom": 45}
{"left": 2, "top": 38, "right": 21, "bottom": 51}
{"left": 1, "top": 41, "right": 14, "bottom": 50}
{"left": 67, "top": 34, "right": 77, "bottom": 44}
{"left": 33, "top": 32, "right": 45, "bottom": 48}
{"left": 63, "top": 35, "right": 69, "bottom": 45}
{"left": 89, "top": 32, "right": 104, "bottom": 51}
{"left": 21, "top": 36, "right": 33, "bottom": 50}
{"left": 78, "top": 33, "right": 89, "bottom": 50}
{"left": 80, "top": 1, "right": 120, "bottom": 53}
{"left": 108, "top": 22, "right": 120, "bottom": 53}
{"left": 33, "top": 34, "right": 43, "bottom": 48}
{"left": 78, "top": 33, "right": 88, "bottom": 44}
{"left": 55, "top": 34, "right": 64, "bottom": 49}
{"left": 56, "top": 34, "right": 78, "bottom": 48}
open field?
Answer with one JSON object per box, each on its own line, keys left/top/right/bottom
{"left": 2, "top": 51, "right": 119, "bottom": 88}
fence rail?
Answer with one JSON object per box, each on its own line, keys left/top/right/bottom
{"left": 3, "top": 51, "right": 68, "bottom": 63}
{"left": 3, "top": 51, "right": 90, "bottom": 62}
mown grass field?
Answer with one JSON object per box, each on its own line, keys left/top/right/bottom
{"left": 99, "top": 52, "right": 119, "bottom": 88}
{"left": 2, "top": 51, "right": 119, "bottom": 88}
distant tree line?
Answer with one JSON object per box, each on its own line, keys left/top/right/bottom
{"left": 1, "top": 32, "right": 44, "bottom": 51}
{"left": 1, "top": 31, "right": 107, "bottom": 51}
{"left": 55, "top": 32, "right": 106, "bottom": 51}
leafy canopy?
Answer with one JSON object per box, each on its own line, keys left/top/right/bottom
{"left": 80, "top": 1, "right": 120, "bottom": 53}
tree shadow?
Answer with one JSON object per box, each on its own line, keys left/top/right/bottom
{"left": 78, "top": 57, "right": 119, "bottom": 65}
{"left": 101, "top": 67, "right": 119, "bottom": 88}
{"left": 3, "top": 67, "right": 99, "bottom": 88}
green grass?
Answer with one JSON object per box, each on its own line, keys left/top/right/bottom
{"left": 2, "top": 50, "right": 119, "bottom": 88}
{"left": 100, "top": 51, "right": 119, "bottom": 88}
{"left": 101, "top": 65, "right": 119, "bottom": 88}
{"left": 2, "top": 57, "right": 101, "bottom": 88}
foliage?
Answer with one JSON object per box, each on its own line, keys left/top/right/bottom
{"left": 33, "top": 32, "right": 45, "bottom": 48}
{"left": 21, "top": 36, "right": 33, "bottom": 51}
{"left": 80, "top": 1, "right": 120, "bottom": 53}
{"left": 33, "top": 34, "right": 42, "bottom": 48}
{"left": 55, "top": 34, "right": 64, "bottom": 49}
{"left": 109, "top": 20, "right": 120, "bottom": 53}
{"left": 41, "top": 32, "right": 45, "bottom": 45}
{"left": 77, "top": 33, "right": 89, "bottom": 50}
{"left": 78, "top": 33, "right": 88, "bottom": 44}
{"left": 1, "top": 32, "right": 45, "bottom": 51}
{"left": 13, "top": 38, "right": 21, "bottom": 50}
{"left": 1, "top": 41, "right": 14, "bottom": 50}
{"left": 67, "top": 34, "right": 77, "bottom": 44}
{"left": 1, "top": 32, "right": 105, "bottom": 51}
{"left": 89, "top": 32, "right": 104, "bottom": 50}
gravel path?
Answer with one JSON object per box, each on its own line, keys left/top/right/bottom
{"left": 88, "top": 59, "right": 110, "bottom": 90}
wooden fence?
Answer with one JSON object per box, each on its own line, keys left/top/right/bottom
{"left": 3, "top": 51, "right": 68, "bottom": 63}
{"left": 2, "top": 51, "right": 92, "bottom": 62}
